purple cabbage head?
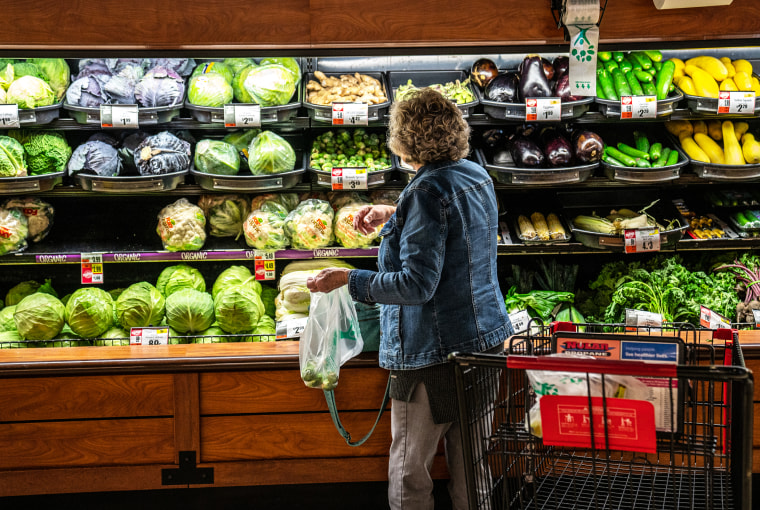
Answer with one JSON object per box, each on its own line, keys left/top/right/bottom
{"left": 67, "top": 140, "right": 123, "bottom": 177}
{"left": 66, "top": 75, "right": 109, "bottom": 107}
{"left": 134, "top": 66, "right": 185, "bottom": 107}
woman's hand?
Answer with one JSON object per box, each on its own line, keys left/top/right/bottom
{"left": 306, "top": 267, "right": 352, "bottom": 293}
{"left": 353, "top": 204, "right": 396, "bottom": 235}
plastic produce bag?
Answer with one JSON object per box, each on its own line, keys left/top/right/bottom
{"left": 2, "top": 196, "right": 54, "bottom": 242}
{"left": 198, "top": 194, "right": 249, "bottom": 239}
{"left": 334, "top": 201, "right": 380, "bottom": 248}
{"left": 299, "top": 286, "right": 363, "bottom": 390}
{"left": 0, "top": 207, "right": 28, "bottom": 256}
{"left": 284, "top": 198, "right": 334, "bottom": 250}
{"left": 156, "top": 198, "right": 206, "bottom": 252}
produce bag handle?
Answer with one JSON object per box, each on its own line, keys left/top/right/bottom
{"left": 323, "top": 375, "right": 391, "bottom": 447}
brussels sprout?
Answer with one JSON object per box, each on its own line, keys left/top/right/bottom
{"left": 165, "top": 289, "right": 215, "bottom": 334}
{"left": 64, "top": 287, "right": 114, "bottom": 338}
{"left": 156, "top": 264, "right": 206, "bottom": 297}
{"left": 14, "top": 293, "right": 65, "bottom": 340}
{"left": 115, "top": 282, "right": 165, "bottom": 329}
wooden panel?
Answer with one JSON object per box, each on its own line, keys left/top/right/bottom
{"left": 0, "top": 418, "right": 175, "bottom": 469}
{"left": 754, "top": 448, "right": 760, "bottom": 473}
{"left": 0, "top": 464, "right": 170, "bottom": 497}
{"left": 201, "top": 412, "right": 391, "bottom": 462}
{"left": 200, "top": 367, "right": 390, "bottom": 415}
{"left": 0, "top": 374, "right": 173, "bottom": 422}
{"left": 173, "top": 373, "right": 200, "bottom": 460}
{"left": 0, "top": 0, "right": 310, "bottom": 49}
{"left": 743, "top": 357, "right": 760, "bottom": 403}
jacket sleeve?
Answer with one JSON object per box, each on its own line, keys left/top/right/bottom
{"left": 349, "top": 188, "right": 447, "bottom": 305}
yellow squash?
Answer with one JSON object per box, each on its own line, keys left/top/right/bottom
{"left": 742, "top": 133, "right": 760, "bottom": 164}
{"left": 751, "top": 76, "right": 760, "bottom": 94}
{"left": 719, "top": 57, "right": 736, "bottom": 78}
{"left": 679, "top": 135, "right": 710, "bottom": 163}
{"left": 665, "top": 120, "right": 693, "bottom": 139}
{"left": 684, "top": 65, "right": 719, "bottom": 98}
{"left": 675, "top": 76, "right": 697, "bottom": 95}
{"left": 733, "top": 71, "right": 753, "bottom": 91}
{"left": 707, "top": 119, "right": 722, "bottom": 141}
{"left": 692, "top": 120, "right": 708, "bottom": 135}
{"left": 693, "top": 133, "right": 725, "bottom": 164}
{"left": 733, "top": 59, "right": 753, "bottom": 76}
{"left": 669, "top": 58, "right": 685, "bottom": 78}
{"left": 685, "top": 56, "right": 729, "bottom": 82}
{"left": 719, "top": 78, "right": 738, "bottom": 91}
{"left": 734, "top": 121, "right": 750, "bottom": 141}
{"left": 722, "top": 121, "right": 745, "bottom": 165}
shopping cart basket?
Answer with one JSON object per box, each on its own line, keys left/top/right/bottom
{"left": 451, "top": 324, "right": 753, "bottom": 510}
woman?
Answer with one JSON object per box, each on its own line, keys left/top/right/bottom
{"left": 306, "top": 87, "right": 512, "bottom": 510}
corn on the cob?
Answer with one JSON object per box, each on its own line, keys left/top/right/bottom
{"left": 572, "top": 215, "right": 615, "bottom": 234}
{"left": 531, "top": 212, "right": 550, "bottom": 240}
{"left": 546, "top": 213, "right": 566, "bottom": 240}
{"left": 518, "top": 215, "right": 537, "bottom": 239}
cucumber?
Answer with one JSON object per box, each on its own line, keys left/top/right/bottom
{"left": 634, "top": 70, "right": 654, "bottom": 83}
{"left": 649, "top": 142, "right": 662, "bottom": 161}
{"left": 598, "top": 51, "right": 613, "bottom": 62}
{"left": 625, "top": 71, "right": 644, "bottom": 96}
{"left": 656, "top": 60, "right": 676, "bottom": 100}
{"left": 635, "top": 158, "right": 652, "bottom": 168}
{"left": 644, "top": 50, "right": 663, "bottom": 63}
{"left": 605, "top": 146, "right": 637, "bottom": 166}
{"left": 617, "top": 142, "right": 651, "bottom": 160}
{"left": 597, "top": 67, "right": 618, "bottom": 100}
{"left": 612, "top": 51, "right": 625, "bottom": 62}
{"left": 611, "top": 68, "right": 631, "bottom": 97}
{"left": 633, "top": 131, "right": 650, "bottom": 153}
{"left": 631, "top": 51, "right": 653, "bottom": 70}
{"left": 735, "top": 211, "right": 752, "bottom": 228}
{"left": 604, "top": 60, "right": 620, "bottom": 73}
{"left": 666, "top": 149, "right": 679, "bottom": 166}
{"left": 652, "top": 147, "right": 670, "bottom": 167}
{"left": 641, "top": 81, "right": 657, "bottom": 97}
{"left": 619, "top": 57, "right": 633, "bottom": 74}
{"left": 601, "top": 153, "right": 626, "bottom": 167}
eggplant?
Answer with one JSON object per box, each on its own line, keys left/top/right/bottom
{"left": 540, "top": 127, "right": 573, "bottom": 167}
{"left": 518, "top": 56, "right": 553, "bottom": 100}
{"left": 553, "top": 56, "right": 570, "bottom": 80}
{"left": 509, "top": 135, "right": 545, "bottom": 168}
{"left": 541, "top": 57, "right": 555, "bottom": 81}
{"left": 554, "top": 73, "right": 582, "bottom": 102}
{"left": 481, "top": 128, "right": 506, "bottom": 149}
{"left": 572, "top": 130, "right": 604, "bottom": 164}
{"left": 471, "top": 58, "right": 499, "bottom": 89}
{"left": 485, "top": 72, "right": 519, "bottom": 103}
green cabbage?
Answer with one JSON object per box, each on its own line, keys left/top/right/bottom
{"left": 247, "top": 131, "right": 296, "bottom": 175}
{"left": 193, "top": 325, "right": 229, "bottom": 343}
{"left": 212, "top": 265, "right": 261, "bottom": 299}
{"left": 5, "top": 280, "right": 42, "bottom": 305}
{"left": 115, "top": 282, "right": 165, "bottom": 329}
{"left": 259, "top": 285, "right": 278, "bottom": 319}
{"left": 64, "top": 287, "right": 114, "bottom": 338}
{"left": 12, "top": 62, "right": 44, "bottom": 80}
{"left": 251, "top": 314, "right": 276, "bottom": 342}
{"left": 188, "top": 73, "right": 233, "bottom": 107}
{"left": 0, "top": 87, "right": 5, "bottom": 103}
{"left": 94, "top": 326, "right": 130, "bottom": 346}
{"left": 191, "top": 62, "right": 234, "bottom": 84}
{"left": 194, "top": 139, "right": 240, "bottom": 175}
{"left": 0, "top": 136, "right": 27, "bottom": 177}
{"left": 156, "top": 264, "right": 206, "bottom": 297}
{"left": 0, "top": 64, "right": 14, "bottom": 90}
{"left": 165, "top": 288, "right": 215, "bottom": 334}
{"left": 258, "top": 57, "right": 301, "bottom": 84}
{"left": 224, "top": 58, "right": 256, "bottom": 76}
{"left": 14, "top": 293, "right": 65, "bottom": 340}
{"left": 0, "top": 330, "right": 24, "bottom": 348}
{"left": 9, "top": 130, "right": 72, "bottom": 176}
{"left": 6, "top": 76, "right": 56, "bottom": 109}
{"left": 242, "top": 64, "right": 297, "bottom": 106}
{"left": 214, "top": 284, "right": 265, "bottom": 334}
{"left": 222, "top": 129, "right": 261, "bottom": 155}
{"left": 0, "top": 305, "right": 16, "bottom": 332}
{"left": 27, "top": 58, "right": 70, "bottom": 101}
{"left": 0, "top": 208, "right": 28, "bottom": 256}
{"left": 232, "top": 65, "right": 256, "bottom": 103}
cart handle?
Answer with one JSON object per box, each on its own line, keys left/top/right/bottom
{"left": 506, "top": 355, "right": 677, "bottom": 378}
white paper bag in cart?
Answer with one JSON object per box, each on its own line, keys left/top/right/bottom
{"left": 299, "top": 287, "right": 364, "bottom": 390}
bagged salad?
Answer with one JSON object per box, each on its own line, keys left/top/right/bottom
{"left": 284, "top": 198, "right": 334, "bottom": 250}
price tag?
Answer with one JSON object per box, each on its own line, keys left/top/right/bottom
{"left": 331, "top": 167, "right": 368, "bottom": 190}
{"left": 254, "top": 250, "right": 275, "bottom": 281}
{"left": 700, "top": 306, "right": 731, "bottom": 330}
{"left": 332, "top": 102, "right": 368, "bottom": 126}
{"left": 508, "top": 309, "right": 531, "bottom": 334}
{"left": 525, "top": 98, "right": 561, "bottom": 122}
{"left": 223, "top": 104, "right": 261, "bottom": 127}
{"left": 753, "top": 309, "right": 760, "bottom": 327}
{"left": 81, "top": 252, "right": 104, "bottom": 284}
{"left": 717, "top": 91, "right": 755, "bottom": 114}
{"left": 624, "top": 227, "right": 660, "bottom": 254}
{"left": 129, "top": 327, "right": 169, "bottom": 346}
{"left": 625, "top": 308, "right": 663, "bottom": 332}
{"left": 100, "top": 104, "right": 139, "bottom": 128}
{"left": 0, "top": 104, "right": 20, "bottom": 128}
{"left": 620, "top": 95, "right": 657, "bottom": 119}
{"left": 276, "top": 317, "right": 309, "bottom": 339}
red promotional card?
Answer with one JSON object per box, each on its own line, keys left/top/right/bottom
{"left": 539, "top": 395, "right": 657, "bottom": 454}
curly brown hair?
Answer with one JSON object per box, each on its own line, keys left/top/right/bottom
{"left": 387, "top": 87, "right": 470, "bottom": 166}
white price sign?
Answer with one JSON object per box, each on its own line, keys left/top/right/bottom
{"left": 100, "top": 104, "right": 139, "bottom": 128}
{"left": 624, "top": 227, "right": 660, "bottom": 254}
{"left": 332, "top": 102, "right": 368, "bottom": 126}
{"left": 254, "top": 250, "right": 275, "bottom": 281}
{"left": 508, "top": 309, "right": 531, "bottom": 334}
{"left": 129, "top": 327, "right": 169, "bottom": 346}
{"left": 0, "top": 104, "right": 20, "bottom": 128}
{"left": 331, "top": 167, "right": 368, "bottom": 190}
{"left": 625, "top": 308, "right": 663, "bottom": 331}
{"left": 620, "top": 95, "right": 657, "bottom": 119}
{"left": 81, "top": 252, "right": 104, "bottom": 284}
{"left": 525, "top": 98, "right": 561, "bottom": 122}
{"left": 224, "top": 104, "right": 261, "bottom": 127}
{"left": 753, "top": 309, "right": 760, "bottom": 327}
{"left": 717, "top": 91, "right": 755, "bottom": 115}
{"left": 699, "top": 306, "right": 731, "bottom": 330}
{"left": 276, "top": 317, "right": 308, "bottom": 339}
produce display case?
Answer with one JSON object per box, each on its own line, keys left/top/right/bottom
{"left": 668, "top": 133, "right": 760, "bottom": 181}
{"left": 475, "top": 85, "right": 593, "bottom": 121}
{"left": 0, "top": 171, "right": 65, "bottom": 194}
{"left": 678, "top": 76, "right": 760, "bottom": 115}
{"left": 594, "top": 90, "right": 683, "bottom": 118}
{"left": 302, "top": 71, "right": 391, "bottom": 123}
{"left": 600, "top": 125, "right": 689, "bottom": 183}
{"left": 387, "top": 70, "right": 478, "bottom": 118}
{"left": 74, "top": 169, "right": 189, "bottom": 193}
{"left": 15, "top": 102, "right": 63, "bottom": 125}
{"left": 63, "top": 103, "right": 183, "bottom": 126}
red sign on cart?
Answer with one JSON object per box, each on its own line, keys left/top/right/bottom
{"left": 540, "top": 395, "right": 657, "bottom": 453}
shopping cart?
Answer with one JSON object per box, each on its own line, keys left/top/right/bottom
{"left": 451, "top": 321, "right": 754, "bottom": 510}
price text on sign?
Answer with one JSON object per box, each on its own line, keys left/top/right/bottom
{"left": 81, "top": 253, "right": 104, "bottom": 284}
{"left": 625, "top": 308, "right": 663, "bottom": 331}
{"left": 624, "top": 228, "right": 660, "bottom": 254}
{"left": 0, "top": 104, "right": 20, "bottom": 128}
{"left": 332, "top": 102, "right": 368, "bottom": 126}
{"left": 620, "top": 95, "right": 657, "bottom": 119}
{"left": 700, "top": 305, "right": 730, "bottom": 329}
{"left": 276, "top": 317, "right": 309, "bottom": 339}
{"left": 129, "top": 327, "right": 169, "bottom": 346}
{"left": 508, "top": 309, "right": 531, "bottom": 334}
{"left": 224, "top": 104, "right": 261, "bottom": 127}
{"left": 331, "top": 167, "right": 368, "bottom": 190}
{"left": 254, "top": 250, "right": 275, "bottom": 281}
{"left": 525, "top": 98, "right": 561, "bottom": 122}
{"left": 100, "top": 105, "right": 139, "bottom": 129}
{"left": 717, "top": 91, "right": 755, "bottom": 114}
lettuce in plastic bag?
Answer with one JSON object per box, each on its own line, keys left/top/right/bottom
{"left": 242, "top": 64, "right": 297, "bottom": 106}
{"left": 247, "top": 131, "right": 296, "bottom": 175}
{"left": 156, "top": 198, "right": 206, "bottom": 252}
{"left": 243, "top": 208, "right": 289, "bottom": 250}
{"left": 224, "top": 58, "right": 256, "bottom": 76}
{"left": 194, "top": 139, "right": 239, "bottom": 175}
{"left": 334, "top": 201, "right": 380, "bottom": 248}
{"left": 188, "top": 73, "right": 233, "bottom": 107}
{"left": 197, "top": 194, "right": 249, "bottom": 239}
{"left": 284, "top": 199, "right": 334, "bottom": 250}
{"left": 1, "top": 197, "right": 54, "bottom": 243}
{"left": 0, "top": 208, "right": 28, "bottom": 256}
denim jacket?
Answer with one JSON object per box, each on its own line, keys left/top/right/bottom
{"left": 348, "top": 159, "right": 513, "bottom": 370}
